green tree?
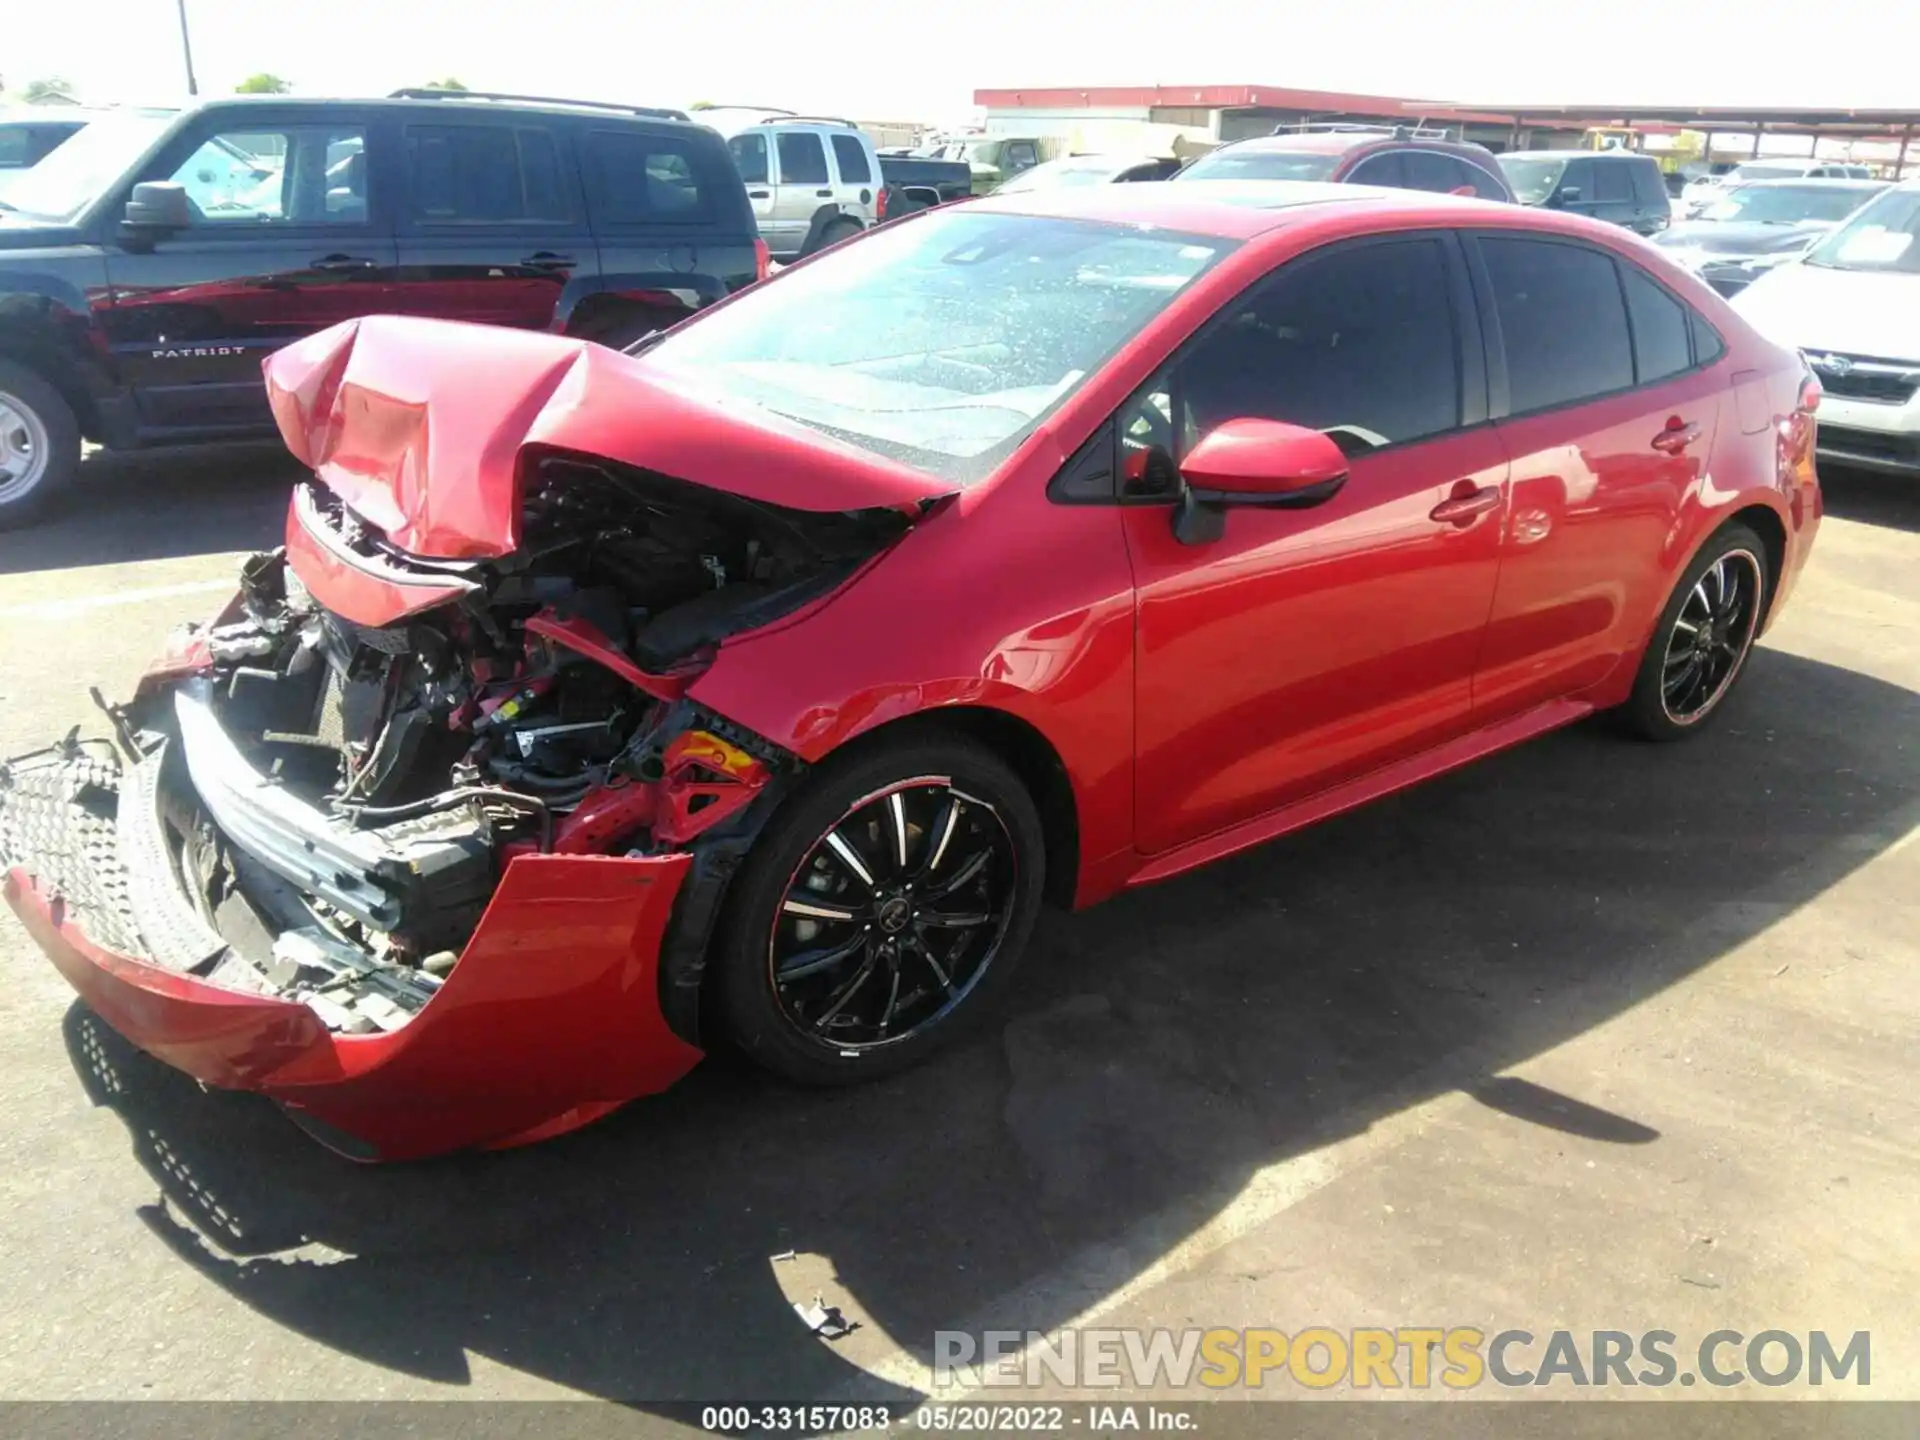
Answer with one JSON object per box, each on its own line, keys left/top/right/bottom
{"left": 424, "top": 77, "right": 468, "bottom": 91}
{"left": 234, "top": 73, "right": 292, "bottom": 94}
{"left": 688, "top": 101, "right": 716, "bottom": 111}
{"left": 22, "top": 76, "right": 79, "bottom": 104}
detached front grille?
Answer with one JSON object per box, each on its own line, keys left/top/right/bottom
{"left": 1805, "top": 353, "right": 1920, "bottom": 405}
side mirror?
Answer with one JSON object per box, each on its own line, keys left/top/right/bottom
{"left": 1171, "top": 418, "right": 1350, "bottom": 546}
{"left": 123, "top": 181, "right": 191, "bottom": 232}
{"left": 1551, "top": 185, "right": 1582, "bottom": 207}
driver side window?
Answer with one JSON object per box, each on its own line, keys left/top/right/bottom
{"left": 1119, "top": 238, "right": 1462, "bottom": 498}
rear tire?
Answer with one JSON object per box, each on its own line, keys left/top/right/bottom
{"left": 805, "top": 217, "right": 862, "bottom": 256}
{"left": 1616, "top": 523, "right": 1770, "bottom": 741}
{"left": 0, "top": 359, "right": 81, "bottom": 531}
{"left": 711, "top": 731, "right": 1045, "bottom": 1086}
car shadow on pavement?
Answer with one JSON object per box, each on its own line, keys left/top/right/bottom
{"left": 0, "top": 445, "right": 295, "bottom": 577}
{"left": 56, "top": 646, "right": 1920, "bottom": 1407}
{"left": 1820, "top": 466, "right": 1920, "bottom": 536}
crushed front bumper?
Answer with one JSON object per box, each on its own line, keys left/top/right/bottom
{"left": 0, "top": 743, "right": 702, "bottom": 1161}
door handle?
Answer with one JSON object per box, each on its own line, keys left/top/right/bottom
{"left": 1430, "top": 483, "right": 1502, "bottom": 526}
{"left": 311, "top": 253, "right": 377, "bottom": 272}
{"left": 520, "top": 252, "right": 576, "bottom": 271}
{"left": 748, "top": 189, "right": 770, "bottom": 199}
{"left": 1651, "top": 419, "right": 1702, "bottom": 454}
{"left": 815, "top": 189, "right": 833, "bottom": 198}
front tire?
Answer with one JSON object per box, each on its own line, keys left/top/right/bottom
{"left": 0, "top": 359, "right": 81, "bottom": 531}
{"left": 1618, "top": 523, "right": 1770, "bottom": 741}
{"left": 711, "top": 732, "right": 1045, "bottom": 1085}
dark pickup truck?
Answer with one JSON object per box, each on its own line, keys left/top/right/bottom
{"left": 877, "top": 153, "right": 974, "bottom": 213}
{"left": 0, "top": 90, "right": 765, "bottom": 527}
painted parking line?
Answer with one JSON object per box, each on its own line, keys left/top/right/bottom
{"left": 0, "top": 578, "right": 235, "bottom": 623}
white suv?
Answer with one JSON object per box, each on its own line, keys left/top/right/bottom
{"left": 697, "top": 107, "right": 883, "bottom": 261}
{"left": 1733, "top": 181, "right": 1920, "bottom": 476}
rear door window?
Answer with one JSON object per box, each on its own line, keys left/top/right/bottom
{"left": 1457, "top": 161, "right": 1509, "bottom": 200}
{"left": 776, "top": 132, "right": 829, "bottom": 186}
{"left": 1401, "top": 151, "right": 1468, "bottom": 193}
{"left": 582, "top": 129, "right": 712, "bottom": 223}
{"left": 728, "top": 132, "right": 769, "bottom": 185}
{"left": 1346, "top": 151, "right": 1406, "bottom": 188}
{"left": 1629, "top": 161, "right": 1667, "bottom": 206}
{"left": 1478, "top": 236, "right": 1634, "bottom": 414}
{"left": 1593, "top": 161, "right": 1633, "bottom": 203}
{"left": 829, "top": 133, "right": 872, "bottom": 184}
{"left": 406, "top": 123, "right": 571, "bottom": 223}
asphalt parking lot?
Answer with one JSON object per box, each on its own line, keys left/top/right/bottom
{"left": 0, "top": 447, "right": 1916, "bottom": 1415}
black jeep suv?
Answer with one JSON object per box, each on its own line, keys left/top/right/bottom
{"left": 0, "top": 91, "right": 764, "bottom": 527}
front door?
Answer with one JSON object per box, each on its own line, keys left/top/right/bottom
{"left": 1122, "top": 235, "right": 1508, "bottom": 855}
{"left": 389, "top": 117, "right": 592, "bottom": 330}
{"left": 100, "top": 112, "right": 391, "bottom": 435}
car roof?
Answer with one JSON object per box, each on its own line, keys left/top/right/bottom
{"left": 972, "top": 178, "right": 1524, "bottom": 239}
{"left": 1725, "top": 177, "right": 1887, "bottom": 189}
{"left": 184, "top": 94, "right": 700, "bottom": 127}
{"left": 1507, "top": 149, "right": 1655, "bottom": 161}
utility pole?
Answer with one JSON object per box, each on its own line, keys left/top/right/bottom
{"left": 175, "top": 0, "right": 199, "bottom": 96}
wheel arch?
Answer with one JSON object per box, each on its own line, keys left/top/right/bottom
{"left": 0, "top": 316, "right": 104, "bottom": 441}
{"left": 821, "top": 704, "right": 1081, "bottom": 910}
{"left": 1725, "top": 501, "right": 1787, "bottom": 625}
{"left": 800, "top": 206, "right": 861, "bottom": 256}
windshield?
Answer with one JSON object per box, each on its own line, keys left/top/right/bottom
{"left": 2, "top": 114, "right": 173, "bottom": 222}
{"left": 995, "top": 157, "right": 1131, "bottom": 193}
{"left": 643, "top": 210, "right": 1234, "bottom": 485}
{"left": 1702, "top": 184, "right": 1881, "bottom": 225}
{"left": 1729, "top": 163, "right": 1806, "bottom": 182}
{"left": 1805, "top": 186, "right": 1920, "bottom": 273}
{"left": 1176, "top": 149, "right": 1338, "bottom": 183}
{"left": 1497, "top": 156, "right": 1569, "bottom": 205}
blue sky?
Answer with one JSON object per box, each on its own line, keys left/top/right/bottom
{"left": 8, "top": 0, "right": 1918, "bottom": 123}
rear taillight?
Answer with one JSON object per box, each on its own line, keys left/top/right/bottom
{"left": 876, "top": 185, "right": 890, "bottom": 222}
{"left": 753, "top": 238, "right": 771, "bottom": 283}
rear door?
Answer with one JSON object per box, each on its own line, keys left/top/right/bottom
{"left": 581, "top": 125, "right": 755, "bottom": 317}
{"left": 768, "top": 130, "right": 832, "bottom": 257}
{"left": 1627, "top": 160, "right": 1671, "bottom": 233}
{"left": 389, "top": 114, "right": 593, "bottom": 329}
{"left": 99, "top": 108, "right": 392, "bottom": 435}
{"left": 1468, "top": 234, "right": 1724, "bottom": 721}
{"left": 1589, "top": 158, "right": 1637, "bottom": 227}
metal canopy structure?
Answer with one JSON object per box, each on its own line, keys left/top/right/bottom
{"left": 1430, "top": 102, "right": 1920, "bottom": 172}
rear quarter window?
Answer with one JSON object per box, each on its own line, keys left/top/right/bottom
{"left": 1630, "top": 161, "right": 1668, "bottom": 206}
{"left": 1620, "top": 264, "right": 1692, "bottom": 382}
{"left": 829, "top": 133, "right": 872, "bottom": 185}
{"left": 583, "top": 129, "right": 714, "bottom": 224}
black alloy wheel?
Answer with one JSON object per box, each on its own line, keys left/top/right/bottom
{"left": 770, "top": 778, "right": 1015, "bottom": 1048}
{"left": 712, "top": 734, "right": 1045, "bottom": 1084}
{"left": 1620, "top": 523, "right": 1770, "bottom": 740}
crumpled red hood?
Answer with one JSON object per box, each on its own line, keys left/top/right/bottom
{"left": 263, "top": 315, "right": 953, "bottom": 559}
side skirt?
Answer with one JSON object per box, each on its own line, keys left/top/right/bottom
{"left": 1124, "top": 698, "right": 1593, "bottom": 891}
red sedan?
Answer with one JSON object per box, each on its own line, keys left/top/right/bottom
{"left": 0, "top": 182, "right": 1821, "bottom": 1159}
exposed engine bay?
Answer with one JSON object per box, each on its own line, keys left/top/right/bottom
{"left": 13, "top": 457, "right": 909, "bottom": 1037}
